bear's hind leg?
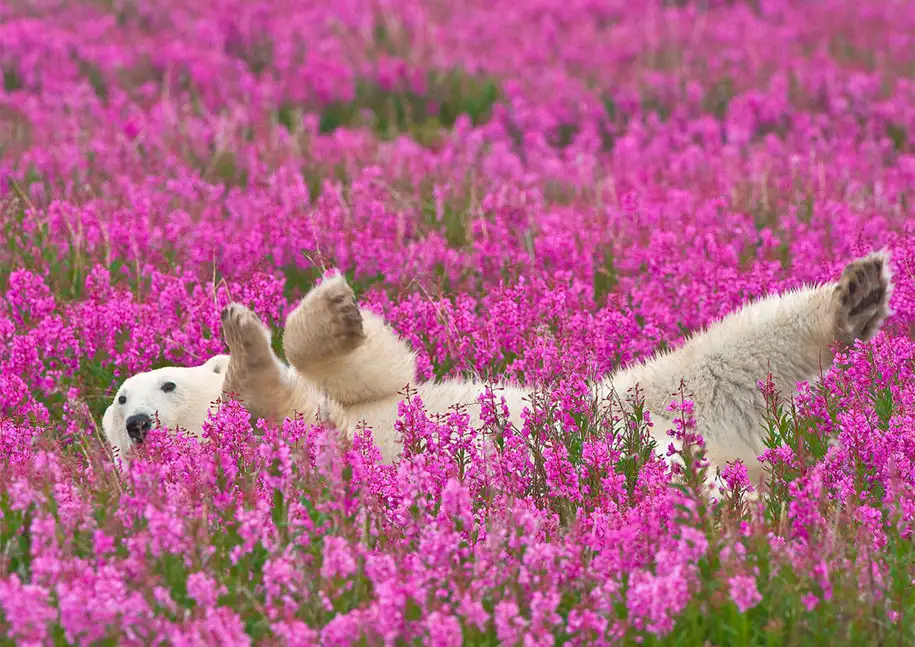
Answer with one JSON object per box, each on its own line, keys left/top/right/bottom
{"left": 283, "top": 274, "right": 417, "bottom": 406}
{"left": 602, "top": 251, "right": 894, "bottom": 493}
{"left": 833, "top": 251, "right": 893, "bottom": 345}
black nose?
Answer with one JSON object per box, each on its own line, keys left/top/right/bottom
{"left": 125, "top": 413, "right": 152, "bottom": 444}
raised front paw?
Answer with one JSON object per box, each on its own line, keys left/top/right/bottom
{"left": 221, "top": 303, "right": 274, "bottom": 368}
{"left": 834, "top": 251, "right": 893, "bottom": 344}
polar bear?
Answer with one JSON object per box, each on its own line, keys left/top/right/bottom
{"left": 102, "top": 252, "right": 892, "bottom": 491}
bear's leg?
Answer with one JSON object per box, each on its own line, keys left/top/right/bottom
{"left": 606, "top": 251, "right": 893, "bottom": 490}
{"left": 832, "top": 251, "right": 893, "bottom": 346}
{"left": 283, "top": 274, "right": 417, "bottom": 406}
{"left": 221, "top": 303, "right": 315, "bottom": 423}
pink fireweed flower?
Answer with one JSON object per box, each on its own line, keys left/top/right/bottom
{"left": 424, "top": 611, "right": 463, "bottom": 647}
{"left": 801, "top": 593, "right": 820, "bottom": 612}
{"left": 186, "top": 572, "right": 227, "bottom": 608}
{"left": 720, "top": 460, "right": 755, "bottom": 494}
{"left": 271, "top": 620, "right": 320, "bottom": 647}
{"left": 728, "top": 575, "right": 763, "bottom": 613}
{"left": 626, "top": 562, "right": 693, "bottom": 637}
{"left": 321, "top": 536, "right": 359, "bottom": 581}
{"left": 0, "top": 576, "right": 56, "bottom": 646}
{"left": 494, "top": 599, "right": 527, "bottom": 645}
{"left": 543, "top": 442, "right": 583, "bottom": 503}
{"left": 167, "top": 607, "right": 252, "bottom": 647}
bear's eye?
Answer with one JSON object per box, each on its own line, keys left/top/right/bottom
{"left": 118, "top": 395, "right": 127, "bottom": 405}
{"left": 161, "top": 381, "right": 177, "bottom": 394}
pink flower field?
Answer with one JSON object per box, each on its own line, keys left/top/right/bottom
{"left": 2, "top": 0, "right": 915, "bottom": 644}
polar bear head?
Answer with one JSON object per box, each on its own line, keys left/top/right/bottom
{"left": 101, "top": 355, "right": 230, "bottom": 459}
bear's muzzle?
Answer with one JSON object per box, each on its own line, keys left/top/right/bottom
{"left": 125, "top": 413, "right": 152, "bottom": 444}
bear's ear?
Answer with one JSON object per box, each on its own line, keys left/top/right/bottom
{"left": 204, "top": 354, "right": 230, "bottom": 375}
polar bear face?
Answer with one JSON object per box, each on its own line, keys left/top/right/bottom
{"left": 101, "top": 355, "right": 229, "bottom": 459}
